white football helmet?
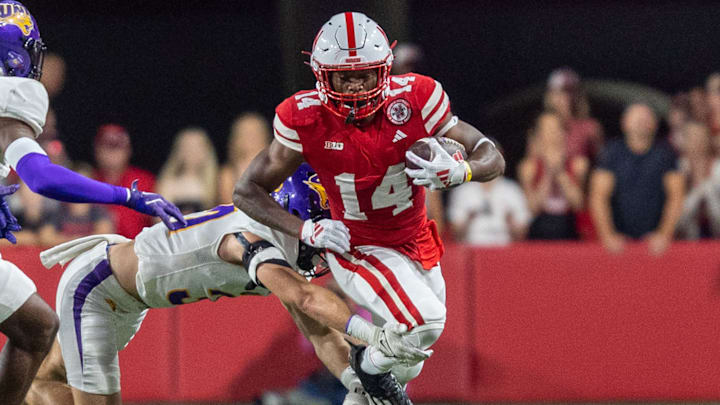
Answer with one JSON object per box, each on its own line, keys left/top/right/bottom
{"left": 309, "top": 12, "right": 394, "bottom": 121}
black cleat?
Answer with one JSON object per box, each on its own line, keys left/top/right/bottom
{"left": 347, "top": 340, "right": 413, "bottom": 405}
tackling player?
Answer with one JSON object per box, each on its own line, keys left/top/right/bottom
{"left": 0, "top": 2, "right": 186, "bottom": 404}
{"left": 26, "top": 164, "right": 426, "bottom": 405}
{"left": 233, "top": 11, "right": 505, "bottom": 401}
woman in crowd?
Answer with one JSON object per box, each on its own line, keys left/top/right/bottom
{"left": 676, "top": 121, "right": 720, "bottom": 239}
{"left": 217, "top": 112, "right": 271, "bottom": 203}
{"left": 544, "top": 67, "right": 604, "bottom": 162}
{"left": 518, "top": 111, "right": 589, "bottom": 240}
{"left": 156, "top": 127, "right": 219, "bottom": 214}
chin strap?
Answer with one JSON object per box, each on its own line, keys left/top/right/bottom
{"left": 345, "top": 108, "right": 356, "bottom": 124}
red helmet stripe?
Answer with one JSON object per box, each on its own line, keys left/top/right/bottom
{"left": 344, "top": 12, "right": 357, "bottom": 57}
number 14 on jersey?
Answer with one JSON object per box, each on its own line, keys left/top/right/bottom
{"left": 334, "top": 163, "right": 413, "bottom": 220}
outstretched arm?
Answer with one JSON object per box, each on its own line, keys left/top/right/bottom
{"left": 0, "top": 119, "right": 186, "bottom": 230}
{"left": 255, "top": 259, "right": 430, "bottom": 363}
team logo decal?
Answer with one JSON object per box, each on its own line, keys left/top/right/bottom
{"left": 386, "top": 99, "right": 412, "bottom": 125}
{"left": 0, "top": 4, "right": 33, "bottom": 36}
{"left": 304, "top": 174, "right": 330, "bottom": 210}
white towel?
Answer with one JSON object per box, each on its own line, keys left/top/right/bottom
{"left": 40, "top": 234, "right": 131, "bottom": 269}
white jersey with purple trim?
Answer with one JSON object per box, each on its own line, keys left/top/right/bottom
{"left": 0, "top": 77, "right": 48, "bottom": 177}
{"left": 133, "top": 204, "right": 301, "bottom": 308}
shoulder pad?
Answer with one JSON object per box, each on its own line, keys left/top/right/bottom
{"left": 278, "top": 90, "right": 323, "bottom": 128}
{"left": 389, "top": 73, "right": 451, "bottom": 135}
{"left": 0, "top": 78, "right": 48, "bottom": 137}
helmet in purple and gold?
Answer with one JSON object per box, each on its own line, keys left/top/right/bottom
{"left": 272, "top": 163, "right": 330, "bottom": 221}
{"left": 0, "top": 1, "right": 45, "bottom": 79}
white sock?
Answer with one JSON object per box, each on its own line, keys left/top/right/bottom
{"left": 360, "top": 345, "right": 396, "bottom": 375}
{"left": 341, "top": 366, "right": 361, "bottom": 390}
{"left": 390, "top": 361, "right": 424, "bottom": 386}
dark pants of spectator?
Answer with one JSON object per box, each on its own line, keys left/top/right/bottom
{"left": 528, "top": 213, "right": 578, "bottom": 240}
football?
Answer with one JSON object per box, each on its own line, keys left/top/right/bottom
{"left": 405, "top": 137, "right": 468, "bottom": 170}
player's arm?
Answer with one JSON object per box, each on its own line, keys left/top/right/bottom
{"left": 405, "top": 115, "right": 505, "bottom": 190}
{"left": 0, "top": 119, "right": 186, "bottom": 230}
{"left": 233, "top": 140, "right": 304, "bottom": 236}
{"left": 439, "top": 116, "right": 505, "bottom": 182}
{"left": 257, "top": 262, "right": 430, "bottom": 363}
{"left": 233, "top": 140, "right": 350, "bottom": 253}
{"left": 224, "top": 230, "right": 429, "bottom": 363}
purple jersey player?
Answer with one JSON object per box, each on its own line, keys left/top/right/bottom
{"left": 0, "top": 2, "right": 185, "bottom": 404}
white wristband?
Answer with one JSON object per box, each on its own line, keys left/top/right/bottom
{"left": 471, "top": 137, "right": 495, "bottom": 153}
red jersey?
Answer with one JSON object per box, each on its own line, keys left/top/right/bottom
{"left": 274, "top": 73, "right": 450, "bottom": 268}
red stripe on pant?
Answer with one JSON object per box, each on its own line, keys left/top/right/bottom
{"left": 353, "top": 251, "right": 426, "bottom": 328}
{"left": 334, "top": 253, "right": 415, "bottom": 328}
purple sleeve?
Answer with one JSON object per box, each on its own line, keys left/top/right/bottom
{"left": 15, "top": 153, "right": 129, "bottom": 204}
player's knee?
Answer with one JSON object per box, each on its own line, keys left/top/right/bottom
{"left": 408, "top": 322, "right": 444, "bottom": 350}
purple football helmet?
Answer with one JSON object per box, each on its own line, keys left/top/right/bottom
{"left": 272, "top": 163, "right": 330, "bottom": 221}
{"left": 0, "top": 1, "right": 45, "bottom": 79}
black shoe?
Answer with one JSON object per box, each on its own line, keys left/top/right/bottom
{"left": 347, "top": 340, "right": 413, "bottom": 405}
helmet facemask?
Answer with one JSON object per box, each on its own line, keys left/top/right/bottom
{"left": 309, "top": 12, "right": 394, "bottom": 123}
{"left": 313, "top": 60, "right": 391, "bottom": 122}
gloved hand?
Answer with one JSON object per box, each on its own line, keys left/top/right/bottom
{"left": 0, "top": 184, "right": 21, "bottom": 244}
{"left": 370, "top": 322, "right": 433, "bottom": 364}
{"left": 404, "top": 137, "right": 471, "bottom": 190}
{"left": 346, "top": 315, "right": 432, "bottom": 364}
{"left": 125, "top": 180, "right": 187, "bottom": 231}
{"left": 300, "top": 218, "right": 350, "bottom": 253}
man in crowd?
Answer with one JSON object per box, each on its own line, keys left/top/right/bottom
{"left": 589, "top": 103, "right": 685, "bottom": 255}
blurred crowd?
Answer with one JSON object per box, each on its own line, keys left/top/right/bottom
{"left": 8, "top": 49, "right": 720, "bottom": 261}
{"left": 448, "top": 65, "right": 720, "bottom": 256}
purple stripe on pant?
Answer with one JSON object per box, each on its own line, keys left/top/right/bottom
{"left": 72, "top": 259, "right": 112, "bottom": 369}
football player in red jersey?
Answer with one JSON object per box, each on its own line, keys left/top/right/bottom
{"left": 234, "top": 11, "right": 504, "bottom": 402}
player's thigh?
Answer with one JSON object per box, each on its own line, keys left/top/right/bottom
{"left": 327, "top": 247, "right": 446, "bottom": 328}
{"left": 0, "top": 258, "right": 39, "bottom": 327}
{"left": 71, "top": 387, "right": 121, "bottom": 405}
{"left": 56, "top": 248, "right": 147, "bottom": 395}
{"left": 0, "top": 293, "right": 58, "bottom": 352}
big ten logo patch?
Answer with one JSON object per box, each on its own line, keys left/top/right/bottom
{"left": 324, "top": 141, "right": 344, "bottom": 150}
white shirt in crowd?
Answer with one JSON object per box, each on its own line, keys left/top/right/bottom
{"left": 447, "top": 177, "right": 531, "bottom": 246}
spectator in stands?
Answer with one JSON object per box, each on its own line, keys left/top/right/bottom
{"left": 688, "top": 86, "right": 708, "bottom": 123}
{"left": 217, "top": 113, "right": 270, "bottom": 203}
{"left": 93, "top": 124, "right": 155, "bottom": 238}
{"left": 519, "top": 111, "right": 588, "bottom": 240}
{"left": 544, "top": 67, "right": 604, "bottom": 162}
{"left": 50, "top": 162, "right": 115, "bottom": 244}
{"left": 589, "top": 103, "right": 685, "bottom": 255}
{"left": 157, "top": 127, "right": 219, "bottom": 214}
{"left": 667, "top": 92, "right": 691, "bottom": 152}
{"left": 7, "top": 182, "right": 61, "bottom": 246}
{"left": 705, "top": 73, "right": 720, "bottom": 152}
{"left": 675, "top": 121, "right": 720, "bottom": 239}
{"left": 448, "top": 139, "right": 530, "bottom": 245}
